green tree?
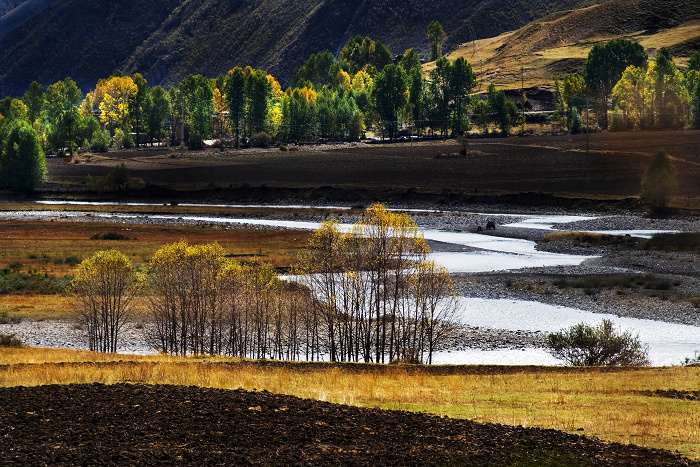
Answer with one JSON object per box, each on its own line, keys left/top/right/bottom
{"left": 0, "top": 119, "right": 46, "bottom": 191}
{"left": 224, "top": 67, "right": 246, "bottom": 148}
{"left": 691, "top": 82, "right": 700, "bottom": 129}
{"left": 487, "top": 83, "right": 517, "bottom": 135}
{"left": 562, "top": 73, "right": 586, "bottom": 132}
{"left": 450, "top": 57, "right": 477, "bottom": 135}
{"left": 398, "top": 48, "right": 422, "bottom": 74}
{"left": 22, "top": 81, "right": 44, "bottom": 124}
{"left": 653, "top": 48, "right": 685, "bottom": 128}
{"left": 408, "top": 67, "right": 426, "bottom": 134}
{"left": 144, "top": 85, "right": 170, "bottom": 144}
{"left": 129, "top": 73, "right": 148, "bottom": 147}
{"left": 246, "top": 70, "right": 272, "bottom": 136}
{"left": 0, "top": 118, "right": 46, "bottom": 190}
{"left": 546, "top": 319, "right": 649, "bottom": 366}
{"left": 337, "top": 36, "right": 392, "bottom": 75}
{"left": 583, "top": 39, "right": 647, "bottom": 128}
{"left": 72, "top": 250, "right": 140, "bottom": 353}
{"left": 427, "top": 21, "right": 446, "bottom": 62}
{"left": 292, "top": 50, "right": 335, "bottom": 88}
{"left": 688, "top": 51, "right": 700, "bottom": 72}
{"left": 471, "top": 96, "right": 490, "bottom": 134}
{"left": 178, "top": 74, "right": 214, "bottom": 149}
{"left": 45, "top": 77, "right": 83, "bottom": 155}
{"left": 641, "top": 150, "right": 678, "bottom": 211}
{"left": 374, "top": 64, "right": 408, "bottom": 140}
{"left": 428, "top": 57, "right": 452, "bottom": 135}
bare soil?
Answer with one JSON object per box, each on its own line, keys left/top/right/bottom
{"left": 0, "top": 383, "right": 697, "bottom": 466}
{"left": 43, "top": 131, "right": 700, "bottom": 210}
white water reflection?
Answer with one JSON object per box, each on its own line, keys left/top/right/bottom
{"left": 54, "top": 211, "right": 597, "bottom": 273}
{"left": 502, "top": 214, "right": 595, "bottom": 230}
{"left": 430, "top": 298, "right": 700, "bottom": 366}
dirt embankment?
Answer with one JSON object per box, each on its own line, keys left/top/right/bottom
{"left": 0, "top": 383, "right": 697, "bottom": 466}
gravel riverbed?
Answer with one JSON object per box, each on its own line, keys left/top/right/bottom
{"left": 1, "top": 205, "right": 699, "bottom": 355}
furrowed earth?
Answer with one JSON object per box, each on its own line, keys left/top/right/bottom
{"left": 0, "top": 383, "right": 697, "bottom": 466}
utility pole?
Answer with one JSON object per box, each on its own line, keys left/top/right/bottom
{"left": 521, "top": 64, "right": 525, "bottom": 135}
{"left": 586, "top": 94, "right": 590, "bottom": 182}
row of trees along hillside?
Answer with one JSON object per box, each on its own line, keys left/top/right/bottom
{"left": 72, "top": 204, "right": 459, "bottom": 364}
{"left": 554, "top": 39, "right": 700, "bottom": 132}
{"left": 0, "top": 29, "right": 524, "bottom": 186}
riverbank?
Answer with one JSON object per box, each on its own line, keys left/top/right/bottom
{"left": 0, "top": 203, "right": 698, "bottom": 359}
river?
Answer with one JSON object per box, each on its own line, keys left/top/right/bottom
{"left": 7, "top": 202, "right": 699, "bottom": 365}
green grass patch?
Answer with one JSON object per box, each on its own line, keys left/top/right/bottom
{"left": 542, "top": 231, "right": 641, "bottom": 247}
{"left": 0, "top": 267, "right": 73, "bottom": 295}
{"left": 91, "top": 232, "right": 129, "bottom": 241}
{"left": 553, "top": 274, "right": 675, "bottom": 291}
{"left": 0, "top": 334, "right": 23, "bottom": 348}
{"left": 646, "top": 232, "right": 700, "bottom": 251}
{"left": 0, "top": 311, "right": 22, "bottom": 324}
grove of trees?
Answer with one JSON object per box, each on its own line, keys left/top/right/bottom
{"left": 72, "top": 204, "right": 460, "bottom": 363}
{"left": 0, "top": 27, "right": 525, "bottom": 181}
{"left": 555, "top": 39, "right": 700, "bottom": 132}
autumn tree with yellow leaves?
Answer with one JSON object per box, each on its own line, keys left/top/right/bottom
{"left": 95, "top": 75, "right": 137, "bottom": 132}
{"left": 72, "top": 250, "right": 141, "bottom": 353}
{"left": 296, "top": 204, "right": 459, "bottom": 364}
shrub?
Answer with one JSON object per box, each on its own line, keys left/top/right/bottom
{"left": 0, "top": 333, "right": 23, "bottom": 347}
{"left": 0, "top": 311, "right": 22, "bottom": 324}
{"left": 546, "top": 319, "right": 649, "bottom": 366}
{"left": 90, "top": 129, "right": 111, "bottom": 152}
{"left": 250, "top": 132, "right": 272, "bottom": 148}
{"left": 568, "top": 106, "right": 582, "bottom": 134}
{"left": 65, "top": 256, "right": 81, "bottom": 265}
{"left": 641, "top": 150, "right": 677, "bottom": 211}
{"left": 91, "top": 232, "right": 129, "bottom": 240}
{"left": 609, "top": 107, "right": 628, "bottom": 132}
{"left": 646, "top": 232, "right": 700, "bottom": 251}
{"left": 106, "top": 162, "right": 129, "bottom": 186}
{"left": 112, "top": 128, "right": 134, "bottom": 149}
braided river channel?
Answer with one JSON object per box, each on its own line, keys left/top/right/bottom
{"left": 6, "top": 202, "right": 700, "bottom": 365}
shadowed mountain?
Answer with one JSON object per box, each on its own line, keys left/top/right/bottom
{"left": 0, "top": 0, "right": 603, "bottom": 96}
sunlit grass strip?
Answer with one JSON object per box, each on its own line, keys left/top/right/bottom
{"left": 1, "top": 347, "right": 698, "bottom": 459}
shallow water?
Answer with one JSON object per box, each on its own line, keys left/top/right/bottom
{"left": 431, "top": 298, "right": 700, "bottom": 366}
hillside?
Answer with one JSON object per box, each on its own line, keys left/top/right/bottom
{"left": 0, "top": 0, "right": 48, "bottom": 39}
{"left": 0, "top": 0, "right": 603, "bottom": 96}
{"left": 0, "top": 0, "right": 27, "bottom": 19}
{"left": 442, "top": 0, "right": 700, "bottom": 90}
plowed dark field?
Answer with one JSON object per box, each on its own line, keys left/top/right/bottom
{"left": 46, "top": 130, "right": 700, "bottom": 205}
{"left": 0, "top": 383, "right": 696, "bottom": 466}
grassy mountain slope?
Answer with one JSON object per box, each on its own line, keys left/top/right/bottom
{"left": 0, "top": 0, "right": 603, "bottom": 96}
{"left": 442, "top": 0, "right": 700, "bottom": 90}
